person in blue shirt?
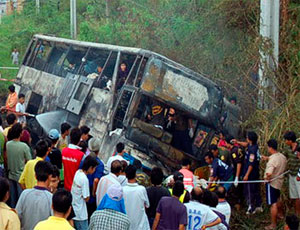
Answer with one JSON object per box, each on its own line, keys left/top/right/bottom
{"left": 234, "top": 131, "right": 262, "bottom": 215}
{"left": 205, "top": 152, "right": 233, "bottom": 191}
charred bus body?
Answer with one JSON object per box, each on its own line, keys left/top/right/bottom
{"left": 15, "top": 34, "right": 240, "bottom": 172}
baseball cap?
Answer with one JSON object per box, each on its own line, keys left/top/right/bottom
{"left": 48, "top": 129, "right": 60, "bottom": 140}
{"left": 107, "top": 184, "right": 123, "bottom": 201}
{"left": 88, "top": 138, "right": 101, "bottom": 152}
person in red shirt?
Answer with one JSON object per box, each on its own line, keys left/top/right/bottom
{"left": 179, "top": 158, "right": 194, "bottom": 192}
{"left": 62, "top": 127, "right": 84, "bottom": 191}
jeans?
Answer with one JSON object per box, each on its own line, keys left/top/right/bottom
{"left": 8, "top": 179, "right": 22, "bottom": 208}
{"left": 74, "top": 220, "right": 88, "bottom": 230}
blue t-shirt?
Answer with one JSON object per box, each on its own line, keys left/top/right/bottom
{"left": 243, "top": 144, "right": 260, "bottom": 179}
{"left": 211, "top": 158, "right": 233, "bottom": 181}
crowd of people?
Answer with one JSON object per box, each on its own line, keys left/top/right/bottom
{"left": 0, "top": 85, "right": 300, "bottom": 230}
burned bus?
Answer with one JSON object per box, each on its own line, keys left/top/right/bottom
{"left": 15, "top": 34, "right": 240, "bottom": 172}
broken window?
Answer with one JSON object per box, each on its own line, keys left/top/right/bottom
{"left": 80, "top": 48, "right": 117, "bottom": 90}
{"left": 27, "top": 40, "right": 53, "bottom": 71}
{"left": 116, "top": 53, "right": 138, "bottom": 90}
{"left": 26, "top": 92, "right": 43, "bottom": 115}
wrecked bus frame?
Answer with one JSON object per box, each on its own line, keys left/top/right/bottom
{"left": 15, "top": 34, "right": 240, "bottom": 172}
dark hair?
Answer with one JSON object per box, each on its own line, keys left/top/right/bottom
{"left": 182, "top": 158, "right": 191, "bottom": 166}
{"left": 225, "top": 135, "right": 234, "bottom": 144}
{"left": 80, "top": 125, "right": 90, "bottom": 135}
{"left": 216, "top": 186, "right": 226, "bottom": 199}
{"left": 247, "top": 131, "right": 258, "bottom": 145}
{"left": 78, "top": 140, "right": 88, "bottom": 153}
{"left": 8, "top": 85, "right": 15, "bottom": 93}
{"left": 125, "top": 165, "right": 137, "bottom": 180}
{"left": 35, "top": 140, "right": 49, "bottom": 158}
{"left": 210, "top": 192, "right": 219, "bottom": 207}
{"left": 8, "top": 123, "right": 22, "bottom": 140}
{"left": 51, "top": 165, "right": 60, "bottom": 178}
{"left": 61, "top": 122, "right": 71, "bottom": 134}
{"left": 121, "top": 160, "right": 128, "bottom": 173}
{"left": 150, "top": 167, "right": 164, "bottom": 185}
{"left": 191, "top": 188, "right": 203, "bottom": 202}
{"left": 205, "top": 152, "right": 214, "bottom": 159}
{"left": 70, "top": 128, "right": 81, "bottom": 145}
{"left": 286, "top": 215, "right": 299, "bottom": 230}
{"left": 116, "top": 142, "right": 125, "bottom": 153}
{"left": 6, "top": 113, "right": 17, "bottom": 125}
{"left": 47, "top": 136, "right": 58, "bottom": 145}
{"left": 35, "top": 161, "right": 54, "bottom": 182}
{"left": 111, "top": 160, "right": 122, "bottom": 174}
{"left": 202, "top": 190, "right": 213, "bottom": 206}
{"left": 18, "top": 93, "right": 25, "bottom": 99}
{"left": 229, "top": 96, "right": 237, "bottom": 103}
{"left": 284, "top": 131, "right": 297, "bottom": 142}
{"left": 173, "top": 181, "right": 184, "bottom": 197}
{"left": 52, "top": 189, "right": 72, "bottom": 214}
{"left": 133, "top": 159, "right": 142, "bottom": 169}
{"left": 82, "top": 156, "right": 99, "bottom": 171}
{"left": 209, "top": 144, "right": 218, "bottom": 152}
{"left": 267, "top": 139, "right": 278, "bottom": 150}
{"left": 173, "top": 171, "right": 184, "bottom": 182}
{"left": 0, "top": 177, "right": 9, "bottom": 201}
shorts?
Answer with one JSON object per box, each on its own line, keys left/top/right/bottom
{"left": 266, "top": 184, "right": 280, "bottom": 205}
{"left": 289, "top": 174, "right": 300, "bottom": 199}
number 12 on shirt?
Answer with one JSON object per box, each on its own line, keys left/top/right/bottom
{"left": 188, "top": 215, "right": 202, "bottom": 230}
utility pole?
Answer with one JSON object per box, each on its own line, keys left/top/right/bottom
{"left": 258, "top": 0, "right": 280, "bottom": 109}
{"left": 36, "top": 0, "right": 40, "bottom": 13}
{"left": 70, "top": 0, "right": 77, "bottom": 39}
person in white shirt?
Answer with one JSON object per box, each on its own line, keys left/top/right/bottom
{"left": 11, "top": 48, "right": 19, "bottom": 65}
{"left": 216, "top": 186, "right": 231, "bottom": 225}
{"left": 71, "top": 156, "right": 99, "bottom": 230}
{"left": 118, "top": 160, "right": 128, "bottom": 186}
{"left": 185, "top": 187, "right": 221, "bottom": 230}
{"left": 106, "top": 142, "right": 129, "bottom": 172}
{"left": 123, "top": 165, "right": 150, "bottom": 230}
{"left": 15, "top": 94, "right": 28, "bottom": 125}
{"left": 95, "top": 160, "right": 122, "bottom": 206}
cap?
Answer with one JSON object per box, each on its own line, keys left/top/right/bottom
{"left": 48, "top": 129, "right": 60, "bottom": 140}
{"left": 107, "top": 184, "right": 123, "bottom": 201}
{"left": 88, "top": 138, "right": 101, "bottom": 152}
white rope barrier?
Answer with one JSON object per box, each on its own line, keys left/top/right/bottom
{"left": 0, "top": 67, "right": 19, "bottom": 70}
{"left": 207, "top": 170, "right": 290, "bottom": 184}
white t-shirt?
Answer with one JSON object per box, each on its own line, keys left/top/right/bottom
{"left": 184, "top": 201, "right": 219, "bottom": 230}
{"left": 106, "top": 155, "right": 128, "bottom": 172}
{"left": 71, "top": 170, "right": 89, "bottom": 221}
{"left": 118, "top": 175, "right": 128, "bottom": 186}
{"left": 123, "top": 183, "right": 150, "bottom": 230}
{"left": 209, "top": 208, "right": 227, "bottom": 230}
{"left": 16, "top": 102, "right": 26, "bottom": 124}
{"left": 216, "top": 201, "right": 231, "bottom": 224}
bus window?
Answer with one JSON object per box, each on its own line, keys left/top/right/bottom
{"left": 44, "top": 43, "right": 69, "bottom": 77}
{"left": 31, "top": 40, "right": 53, "bottom": 71}
{"left": 116, "top": 53, "right": 138, "bottom": 90}
{"left": 81, "top": 48, "right": 117, "bottom": 89}
{"left": 61, "top": 46, "right": 88, "bottom": 77}
{"left": 134, "top": 57, "right": 148, "bottom": 87}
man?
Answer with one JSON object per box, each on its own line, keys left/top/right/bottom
{"left": 169, "top": 171, "right": 190, "bottom": 203}
{"left": 209, "top": 144, "right": 231, "bottom": 167}
{"left": 62, "top": 127, "right": 84, "bottom": 191}
{"left": 15, "top": 93, "right": 29, "bottom": 125}
{"left": 133, "top": 159, "right": 150, "bottom": 187}
{"left": 216, "top": 186, "right": 231, "bottom": 225}
{"left": 107, "top": 142, "right": 128, "bottom": 172}
{"left": 80, "top": 125, "right": 90, "bottom": 141}
{"left": 152, "top": 181, "right": 187, "bottom": 230}
{"left": 6, "top": 123, "right": 31, "bottom": 207}
{"left": 123, "top": 165, "right": 150, "bottom": 230}
{"left": 285, "top": 215, "right": 299, "bottom": 230}
{"left": 185, "top": 187, "right": 221, "bottom": 230}
{"left": 19, "top": 139, "right": 51, "bottom": 189}
{"left": 234, "top": 131, "right": 262, "bottom": 214}
{"left": 262, "top": 139, "right": 287, "bottom": 230}
{"left": 72, "top": 156, "right": 99, "bottom": 230}
{"left": 16, "top": 161, "right": 54, "bottom": 230}
{"left": 11, "top": 48, "right": 19, "bottom": 65}
{"left": 3, "top": 113, "right": 17, "bottom": 137}
{"left": 179, "top": 158, "right": 194, "bottom": 191}
{"left": 95, "top": 160, "right": 122, "bottom": 206}
{"left": 89, "top": 184, "right": 130, "bottom": 230}
{"left": 0, "top": 177, "right": 21, "bottom": 230}
{"left": 146, "top": 167, "right": 170, "bottom": 227}
{"left": 57, "top": 122, "right": 71, "bottom": 151}
{"left": 86, "top": 138, "right": 105, "bottom": 218}
{"left": 1, "top": 85, "right": 18, "bottom": 114}
{"left": 47, "top": 129, "right": 62, "bottom": 169}
{"left": 283, "top": 131, "right": 300, "bottom": 216}
{"left": 205, "top": 152, "right": 233, "bottom": 191}
{"left": 34, "top": 189, "right": 74, "bottom": 230}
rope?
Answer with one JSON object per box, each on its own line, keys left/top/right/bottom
{"left": 207, "top": 170, "right": 290, "bottom": 184}
{"left": 0, "top": 78, "right": 16, "bottom": 82}
{"left": 0, "top": 67, "right": 19, "bottom": 70}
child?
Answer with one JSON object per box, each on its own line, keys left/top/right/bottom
{"left": 71, "top": 155, "right": 99, "bottom": 230}
{"left": 15, "top": 93, "right": 28, "bottom": 125}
